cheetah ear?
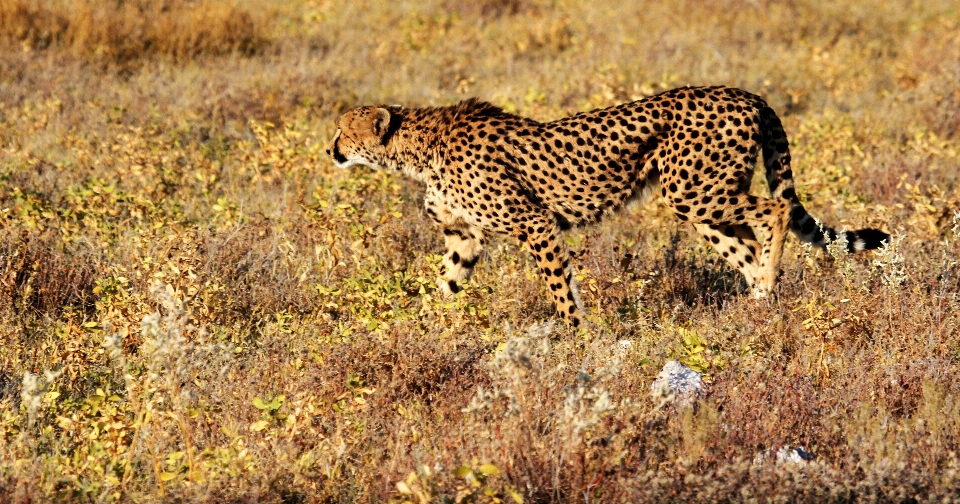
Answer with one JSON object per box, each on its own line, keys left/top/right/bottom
{"left": 372, "top": 108, "right": 391, "bottom": 137}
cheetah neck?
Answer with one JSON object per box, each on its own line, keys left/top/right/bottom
{"left": 382, "top": 110, "right": 446, "bottom": 183}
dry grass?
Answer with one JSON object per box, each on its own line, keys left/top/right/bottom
{"left": 0, "top": 0, "right": 270, "bottom": 66}
{"left": 1, "top": 0, "right": 960, "bottom": 501}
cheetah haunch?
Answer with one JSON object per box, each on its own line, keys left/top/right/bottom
{"left": 326, "top": 86, "right": 889, "bottom": 328}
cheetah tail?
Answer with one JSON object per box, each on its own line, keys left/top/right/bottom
{"left": 759, "top": 105, "right": 890, "bottom": 252}
{"left": 787, "top": 206, "right": 891, "bottom": 252}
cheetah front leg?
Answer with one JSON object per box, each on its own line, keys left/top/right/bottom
{"left": 437, "top": 224, "right": 485, "bottom": 295}
{"left": 425, "top": 190, "right": 486, "bottom": 296}
{"left": 516, "top": 214, "right": 584, "bottom": 328}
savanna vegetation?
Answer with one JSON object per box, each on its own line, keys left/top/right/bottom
{"left": 1, "top": 0, "right": 960, "bottom": 501}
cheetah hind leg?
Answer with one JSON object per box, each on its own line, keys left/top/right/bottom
{"left": 744, "top": 199, "right": 790, "bottom": 299}
{"left": 691, "top": 197, "right": 790, "bottom": 299}
{"left": 693, "top": 223, "right": 762, "bottom": 290}
{"left": 437, "top": 225, "right": 485, "bottom": 296}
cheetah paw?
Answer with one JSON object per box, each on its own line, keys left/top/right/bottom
{"left": 437, "top": 277, "right": 461, "bottom": 296}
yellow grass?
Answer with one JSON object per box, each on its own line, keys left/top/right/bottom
{"left": 1, "top": 0, "right": 960, "bottom": 501}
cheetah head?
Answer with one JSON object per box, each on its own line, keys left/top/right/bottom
{"left": 326, "top": 106, "right": 397, "bottom": 170}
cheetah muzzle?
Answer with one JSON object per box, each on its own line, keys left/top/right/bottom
{"left": 325, "top": 86, "right": 890, "bottom": 328}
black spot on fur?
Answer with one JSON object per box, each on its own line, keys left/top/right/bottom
{"left": 462, "top": 255, "right": 480, "bottom": 269}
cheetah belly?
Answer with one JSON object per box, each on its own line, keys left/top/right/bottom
{"left": 531, "top": 153, "right": 659, "bottom": 226}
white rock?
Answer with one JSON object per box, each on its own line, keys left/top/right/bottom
{"left": 754, "top": 445, "right": 815, "bottom": 465}
{"left": 776, "top": 445, "right": 814, "bottom": 463}
{"left": 650, "top": 360, "right": 705, "bottom": 407}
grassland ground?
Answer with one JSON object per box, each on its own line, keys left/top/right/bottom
{"left": 1, "top": 0, "right": 960, "bottom": 501}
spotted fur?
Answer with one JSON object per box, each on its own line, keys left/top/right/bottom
{"left": 326, "top": 86, "right": 889, "bottom": 327}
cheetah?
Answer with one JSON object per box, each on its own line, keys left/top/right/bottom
{"left": 326, "top": 86, "right": 889, "bottom": 328}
